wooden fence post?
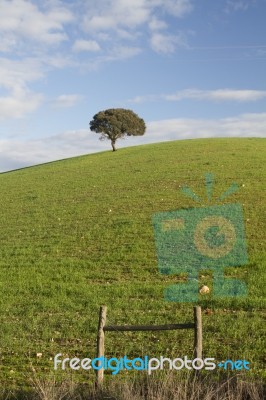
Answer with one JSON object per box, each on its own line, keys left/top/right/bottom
{"left": 193, "top": 306, "right": 202, "bottom": 362}
{"left": 95, "top": 305, "right": 202, "bottom": 386}
{"left": 96, "top": 305, "right": 107, "bottom": 387}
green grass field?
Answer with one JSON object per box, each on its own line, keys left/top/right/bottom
{"left": 0, "top": 137, "right": 265, "bottom": 389}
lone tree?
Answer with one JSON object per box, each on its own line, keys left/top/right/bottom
{"left": 90, "top": 108, "right": 146, "bottom": 151}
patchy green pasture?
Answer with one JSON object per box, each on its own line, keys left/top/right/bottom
{"left": 0, "top": 138, "right": 265, "bottom": 388}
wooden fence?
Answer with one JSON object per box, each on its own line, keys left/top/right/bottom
{"left": 96, "top": 305, "right": 202, "bottom": 386}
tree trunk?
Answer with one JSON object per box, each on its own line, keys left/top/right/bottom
{"left": 111, "top": 140, "right": 116, "bottom": 151}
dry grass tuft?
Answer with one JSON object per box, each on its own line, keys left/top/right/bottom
{"left": 0, "top": 371, "right": 264, "bottom": 400}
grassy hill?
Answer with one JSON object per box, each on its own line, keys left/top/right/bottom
{"left": 0, "top": 137, "right": 265, "bottom": 388}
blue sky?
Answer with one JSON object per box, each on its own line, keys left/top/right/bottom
{"left": 0, "top": 0, "right": 266, "bottom": 172}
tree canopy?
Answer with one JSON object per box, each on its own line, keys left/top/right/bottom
{"left": 89, "top": 108, "right": 146, "bottom": 151}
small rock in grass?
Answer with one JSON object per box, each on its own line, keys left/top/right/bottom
{"left": 199, "top": 285, "right": 210, "bottom": 295}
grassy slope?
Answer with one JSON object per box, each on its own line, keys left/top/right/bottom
{"left": 0, "top": 137, "right": 265, "bottom": 387}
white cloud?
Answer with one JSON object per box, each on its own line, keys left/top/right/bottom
{"left": 0, "top": 0, "right": 73, "bottom": 47}
{"left": 52, "top": 94, "right": 83, "bottom": 108}
{"left": 0, "top": 48, "right": 78, "bottom": 120}
{"left": 0, "top": 36, "right": 17, "bottom": 53}
{"left": 148, "top": 17, "right": 168, "bottom": 31}
{"left": 128, "top": 94, "right": 159, "bottom": 103}
{"left": 165, "top": 89, "right": 266, "bottom": 102}
{"left": 0, "top": 90, "right": 43, "bottom": 119}
{"left": 146, "top": 113, "right": 266, "bottom": 141}
{"left": 83, "top": 45, "right": 142, "bottom": 70}
{"left": 115, "top": 28, "right": 142, "bottom": 40}
{"left": 0, "top": 0, "right": 193, "bottom": 55}
{"left": 225, "top": 0, "right": 255, "bottom": 12}
{"left": 150, "top": 32, "right": 188, "bottom": 53}
{"left": 73, "top": 39, "right": 101, "bottom": 52}
{"left": 107, "top": 45, "right": 142, "bottom": 60}
{"left": 0, "top": 57, "right": 44, "bottom": 90}
{"left": 1, "top": 113, "right": 265, "bottom": 172}
{"left": 0, "top": 0, "right": 194, "bottom": 122}
{"left": 81, "top": 0, "right": 193, "bottom": 53}
{"left": 161, "top": 0, "right": 193, "bottom": 17}
{"left": 0, "top": 1, "right": 76, "bottom": 119}
{"left": 82, "top": 0, "right": 150, "bottom": 32}
{"left": 150, "top": 33, "right": 176, "bottom": 54}
{"left": 0, "top": 57, "right": 45, "bottom": 119}
{"left": 129, "top": 89, "right": 266, "bottom": 103}
{"left": 0, "top": 129, "right": 108, "bottom": 171}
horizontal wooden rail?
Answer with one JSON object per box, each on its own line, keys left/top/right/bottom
{"left": 104, "top": 323, "right": 195, "bottom": 332}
